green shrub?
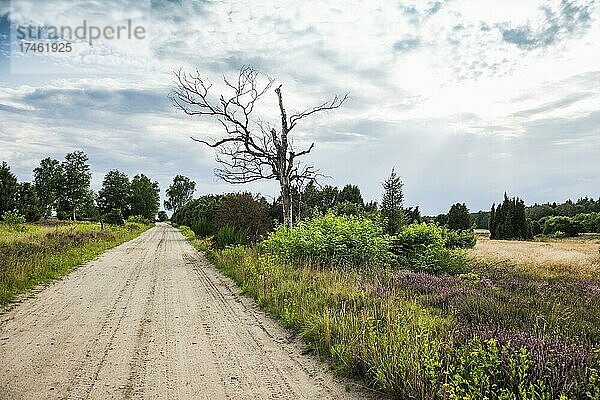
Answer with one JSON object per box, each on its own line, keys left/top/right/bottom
{"left": 213, "top": 193, "right": 272, "bottom": 244}
{"left": 542, "top": 216, "right": 581, "bottom": 237}
{"left": 393, "top": 223, "right": 470, "bottom": 274}
{"left": 171, "top": 195, "right": 223, "bottom": 236}
{"left": 406, "top": 245, "right": 469, "bottom": 275}
{"left": 260, "top": 212, "right": 394, "bottom": 268}
{"left": 443, "top": 338, "right": 548, "bottom": 399}
{"left": 178, "top": 225, "right": 195, "bottom": 240}
{"left": 442, "top": 228, "right": 477, "bottom": 249}
{"left": 573, "top": 212, "right": 600, "bottom": 233}
{"left": 1, "top": 210, "right": 26, "bottom": 227}
{"left": 191, "top": 218, "right": 212, "bottom": 237}
{"left": 172, "top": 193, "right": 272, "bottom": 244}
{"left": 394, "top": 223, "right": 444, "bottom": 253}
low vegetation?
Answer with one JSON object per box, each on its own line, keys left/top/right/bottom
{"left": 0, "top": 220, "right": 151, "bottom": 305}
{"left": 182, "top": 210, "right": 599, "bottom": 399}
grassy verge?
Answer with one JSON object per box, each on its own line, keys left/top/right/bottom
{"left": 180, "top": 221, "right": 600, "bottom": 399}
{"left": 0, "top": 221, "right": 151, "bottom": 305}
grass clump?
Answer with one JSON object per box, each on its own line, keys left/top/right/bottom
{"left": 0, "top": 221, "right": 151, "bottom": 305}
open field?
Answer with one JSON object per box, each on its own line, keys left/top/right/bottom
{"left": 0, "top": 221, "right": 150, "bottom": 305}
{"left": 470, "top": 236, "right": 600, "bottom": 279}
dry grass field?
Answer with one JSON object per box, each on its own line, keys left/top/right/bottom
{"left": 469, "top": 235, "right": 600, "bottom": 279}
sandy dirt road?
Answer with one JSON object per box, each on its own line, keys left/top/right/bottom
{"left": 0, "top": 224, "right": 369, "bottom": 399}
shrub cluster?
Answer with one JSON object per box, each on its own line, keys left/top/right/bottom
{"left": 539, "top": 215, "right": 583, "bottom": 237}
{"left": 1, "top": 210, "right": 26, "bottom": 230}
{"left": 574, "top": 212, "right": 600, "bottom": 233}
{"left": 171, "top": 193, "right": 272, "bottom": 248}
{"left": 392, "top": 223, "right": 471, "bottom": 274}
{"left": 260, "top": 212, "right": 394, "bottom": 268}
{"left": 259, "top": 215, "right": 474, "bottom": 274}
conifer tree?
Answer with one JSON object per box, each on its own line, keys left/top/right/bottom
{"left": 381, "top": 168, "right": 405, "bottom": 234}
{"left": 489, "top": 193, "right": 532, "bottom": 240}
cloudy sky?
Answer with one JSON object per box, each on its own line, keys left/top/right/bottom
{"left": 0, "top": 0, "right": 598, "bottom": 214}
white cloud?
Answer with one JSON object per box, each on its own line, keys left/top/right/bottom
{"left": 0, "top": 0, "right": 599, "bottom": 213}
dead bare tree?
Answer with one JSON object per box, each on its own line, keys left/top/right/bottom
{"left": 170, "top": 66, "right": 347, "bottom": 227}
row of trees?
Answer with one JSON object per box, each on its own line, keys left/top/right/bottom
{"left": 1, "top": 152, "right": 93, "bottom": 221}
{"left": 471, "top": 197, "right": 600, "bottom": 230}
{"left": 526, "top": 197, "right": 600, "bottom": 220}
{"left": 0, "top": 152, "right": 199, "bottom": 223}
{"left": 98, "top": 170, "right": 161, "bottom": 223}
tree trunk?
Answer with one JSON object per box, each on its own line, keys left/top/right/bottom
{"left": 72, "top": 207, "right": 76, "bottom": 221}
{"left": 281, "top": 180, "right": 292, "bottom": 228}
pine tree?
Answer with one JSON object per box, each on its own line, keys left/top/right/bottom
{"left": 489, "top": 204, "right": 496, "bottom": 238}
{"left": 381, "top": 168, "right": 405, "bottom": 234}
{"left": 489, "top": 194, "right": 532, "bottom": 240}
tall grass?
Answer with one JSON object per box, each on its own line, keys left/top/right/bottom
{"left": 201, "top": 245, "right": 600, "bottom": 399}
{"left": 0, "top": 221, "right": 150, "bottom": 305}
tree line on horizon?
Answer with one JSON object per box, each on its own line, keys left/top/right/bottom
{"left": 0, "top": 152, "right": 198, "bottom": 225}
{"left": 470, "top": 195, "right": 600, "bottom": 237}
{"left": 2, "top": 152, "right": 598, "bottom": 239}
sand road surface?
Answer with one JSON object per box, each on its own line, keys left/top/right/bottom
{"left": 0, "top": 224, "right": 368, "bottom": 399}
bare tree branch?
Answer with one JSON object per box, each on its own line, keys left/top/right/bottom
{"left": 170, "top": 65, "right": 347, "bottom": 226}
{"left": 288, "top": 93, "right": 348, "bottom": 131}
